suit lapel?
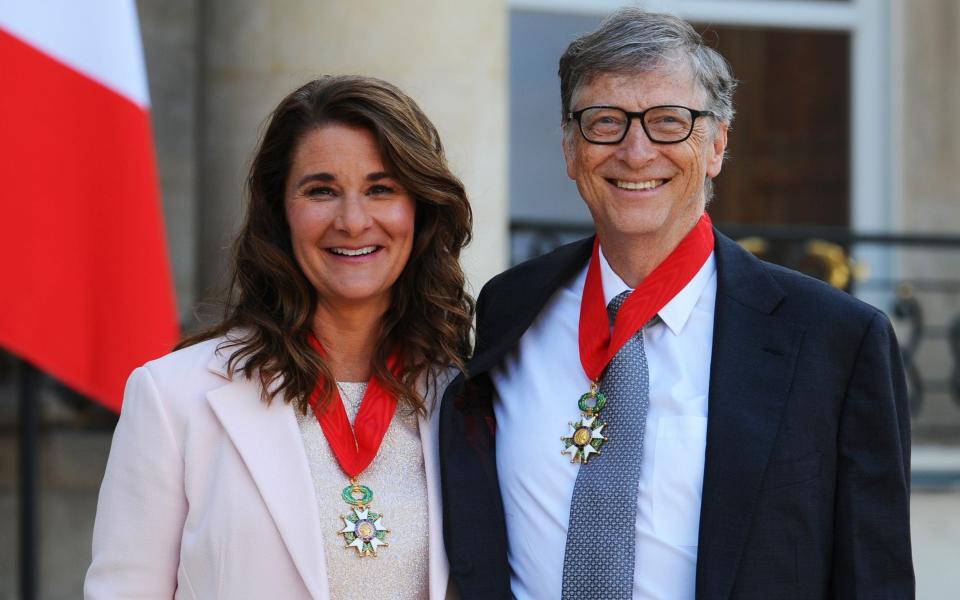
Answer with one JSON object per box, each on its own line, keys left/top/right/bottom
{"left": 468, "top": 236, "right": 594, "bottom": 377}
{"left": 439, "top": 237, "right": 594, "bottom": 593}
{"left": 695, "top": 233, "right": 804, "bottom": 600}
{"left": 206, "top": 355, "right": 328, "bottom": 600}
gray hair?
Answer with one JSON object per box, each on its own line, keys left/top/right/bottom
{"left": 559, "top": 7, "right": 737, "bottom": 125}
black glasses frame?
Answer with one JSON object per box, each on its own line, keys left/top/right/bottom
{"left": 567, "top": 104, "right": 717, "bottom": 145}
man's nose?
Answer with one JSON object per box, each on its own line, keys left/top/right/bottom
{"left": 334, "top": 195, "right": 373, "bottom": 235}
{"left": 616, "top": 119, "right": 658, "bottom": 165}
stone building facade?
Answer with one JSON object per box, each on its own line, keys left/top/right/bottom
{"left": 2, "top": 1, "right": 958, "bottom": 597}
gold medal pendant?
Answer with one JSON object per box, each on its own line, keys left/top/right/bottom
{"left": 561, "top": 382, "right": 608, "bottom": 464}
{"left": 339, "top": 479, "right": 389, "bottom": 557}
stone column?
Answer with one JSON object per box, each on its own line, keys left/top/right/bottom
{"left": 196, "top": 0, "right": 509, "bottom": 304}
{"left": 899, "top": 0, "right": 960, "bottom": 231}
{"left": 895, "top": 0, "right": 960, "bottom": 437}
{"left": 139, "top": 0, "right": 199, "bottom": 324}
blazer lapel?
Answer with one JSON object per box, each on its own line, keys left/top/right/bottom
{"left": 206, "top": 355, "right": 329, "bottom": 600}
{"left": 419, "top": 369, "right": 456, "bottom": 599}
{"left": 695, "top": 233, "right": 804, "bottom": 600}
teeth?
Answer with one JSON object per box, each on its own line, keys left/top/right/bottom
{"left": 330, "top": 246, "right": 378, "bottom": 256}
{"left": 615, "top": 179, "right": 664, "bottom": 190}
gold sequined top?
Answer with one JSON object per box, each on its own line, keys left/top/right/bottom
{"left": 295, "top": 381, "right": 429, "bottom": 600}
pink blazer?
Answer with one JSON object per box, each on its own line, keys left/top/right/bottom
{"left": 85, "top": 337, "right": 456, "bottom": 599}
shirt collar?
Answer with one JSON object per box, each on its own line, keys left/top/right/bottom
{"left": 598, "top": 246, "right": 717, "bottom": 336}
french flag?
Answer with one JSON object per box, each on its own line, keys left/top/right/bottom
{"left": 0, "top": 1, "right": 179, "bottom": 412}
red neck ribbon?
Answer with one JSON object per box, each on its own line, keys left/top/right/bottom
{"left": 578, "top": 213, "right": 715, "bottom": 382}
{"left": 306, "top": 335, "right": 400, "bottom": 478}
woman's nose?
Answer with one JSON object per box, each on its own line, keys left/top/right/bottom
{"left": 333, "top": 195, "right": 372, "bottom": 235}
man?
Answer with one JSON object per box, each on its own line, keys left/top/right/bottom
{"left": 439, "top": 7, "right": 913, "bottom": 600}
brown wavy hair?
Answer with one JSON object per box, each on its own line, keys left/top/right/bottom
{"left": 180, "top": 75, "right": 474, "bottom": 414}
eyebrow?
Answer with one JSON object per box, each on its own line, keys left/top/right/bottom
{"left": 294, "top": 171, "right": 394, "bottom": 188}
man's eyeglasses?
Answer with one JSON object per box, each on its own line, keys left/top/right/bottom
{"left": 567, "top": 105, "right": 717, "bottom": 145}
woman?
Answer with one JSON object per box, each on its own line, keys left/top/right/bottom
{"left": 85, "top": 75, "right": 473, "bottom": 599}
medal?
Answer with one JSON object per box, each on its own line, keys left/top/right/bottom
{"left": 561, "top": 382, "right": 607, "bottom": 463}
{"left": 564, "top": 213, "right": 715, "bottom": 462}
{"left": 339, "top": 479, "right": 389, "bottom": 556}
{"left": 308, "top": 335, "right": 401, "bottom": 558}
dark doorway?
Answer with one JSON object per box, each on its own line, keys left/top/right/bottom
{"left": 702, "top": 26, "right": 851, "bottom": 227}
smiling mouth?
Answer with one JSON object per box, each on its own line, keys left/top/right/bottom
{"left": 328, "top": 245, "right": 381, "bottom": 257}
{"left": 610, "top": 179, "right": 666, "bottom": 190}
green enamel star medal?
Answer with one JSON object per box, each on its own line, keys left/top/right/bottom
{"left": 306, "top": 336, "right": 403, "bottom": 559}
{"left": 339, "top": 479, "right": 389, "bottom": 557}
{"left": 561, "top": 382, "right": 608, "bottom": 463}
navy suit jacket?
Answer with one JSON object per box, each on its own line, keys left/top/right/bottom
{"left": 439, "top": 230, "right": 914, "bottom": 599}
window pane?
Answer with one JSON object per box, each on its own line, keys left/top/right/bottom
{"left": 510, "top": 10, "right": 601, "bottom": 225}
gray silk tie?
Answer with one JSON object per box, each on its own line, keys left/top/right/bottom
{"left": 561, "top": 290, "right": 651, "bottom": 600}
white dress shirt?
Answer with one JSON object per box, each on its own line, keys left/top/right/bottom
{"left": 491, "top": 248, "right": 716, "bottom": 600}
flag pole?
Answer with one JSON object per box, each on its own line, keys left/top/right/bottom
{"left": 18, "top": 358, "right": 39, "bottom": 600}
